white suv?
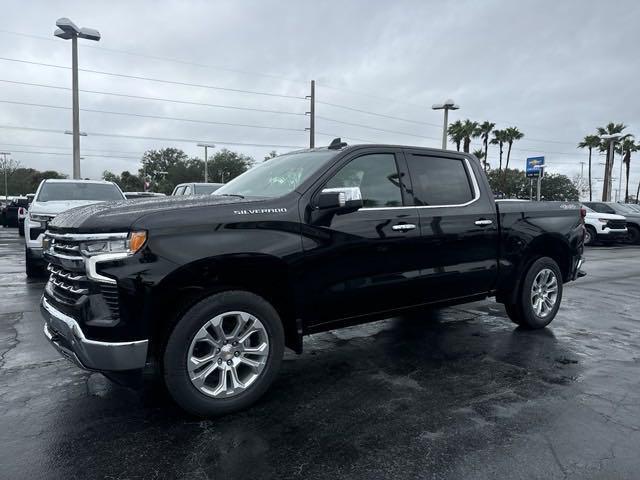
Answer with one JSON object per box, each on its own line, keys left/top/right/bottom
{"left": 25, "top": 179, "right": 125, "bottom": 277}
{"left": 582, "top": 205, "right": 627, "bottom": 246}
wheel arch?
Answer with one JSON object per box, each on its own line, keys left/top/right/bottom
{"left": 497, "top": 233, "right": 571, "bottom": 305}
{"left": 149, "top": 254, "right": 301, "bottom": 357}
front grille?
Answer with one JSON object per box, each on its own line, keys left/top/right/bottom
{"left": 606, "top": 219, "right": 626, "bottom": 230}
{"left": 46, "top": 264, "right": 90, "bottom": 305}
{"left": 52, "top": 239, "right": 83, "bottom": 258}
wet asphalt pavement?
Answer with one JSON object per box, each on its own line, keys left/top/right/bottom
{"left": 1, "top": 228, "right": 640, "bottom": 479}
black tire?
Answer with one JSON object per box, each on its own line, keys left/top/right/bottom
{"left": 18, "top": 222, "right": 25, "bottom": 237}
{"left": 584, "top": 225, "right": 597, "bottom": 246}
{"left": 25, "top": 248, "right": 43, "bottom": 278}
{"left": 504, "top": 256, "right": 563, "bottom": 329}
{"left": 627, "top": 225, "right": 640, "bottom": 245}
{"left": 163, "top": 290, "right": 284, "bottom": 417}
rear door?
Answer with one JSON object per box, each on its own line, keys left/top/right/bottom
{"left": 300, "top": 148, "right": 424, "bottom": 324}
{"left": 403, "top": 150, "right": 499, "bottom": 301}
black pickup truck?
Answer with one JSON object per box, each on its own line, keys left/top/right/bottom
{"left": 41, "top": 141, "right": 585, "bottom": 416}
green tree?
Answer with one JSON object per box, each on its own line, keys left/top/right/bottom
{"left": 503, "top": 126, "right": 524, "bottom": 171}
{"left": 5, "top": 167, "right": 66, "bottom": 196}
{"left": 577, "top": 134, "right": 601, "bottom": 201}
{"left": 447, "top": 120, "right": 464, "bottom": 151}
{"left": 102, "top": 170, "right": 145, "bottom": 192}
{"left": 263, "top": 151, "right": 278, "bottom": 162}
{"left": 206, "top": 148, "right": 253, "bottom": 183}
{"left": 616, "top": 137, "right": 637, "bottom": 202}
{"left": 490, "top": 129, "right": 508, "bottom": 171}
{"left": 487, "top": 168, "right": 529, "bottom": 198}
{"left": 460, "top": 119, "right": 479, "bottom": 153}
{"left": 596, "top": 122, "right": 627, "bottom": 201}
{"left": 478, "top": 121, "right": 495, "bottom": 171}
{"left": 138, "top": 148, "right": 195, "bottom": 194}
{"left": 539, "top": 173, "right": 580, "bottom": 201}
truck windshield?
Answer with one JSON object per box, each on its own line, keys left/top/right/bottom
{"left": 37, "top": 183, "right": 124, "bottom": 202}
{"left": 214, "top": 150, "right": 337, "bottom": 198}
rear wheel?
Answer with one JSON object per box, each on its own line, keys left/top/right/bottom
{"left": 18, "top": 221, "right": 25, "bottom": 237}
{"left": 584, "top": 225, "right": 597, "bottom": 246}
{"left": 163, "top": 290, "right": 284, "bottom": 416}
{"left": 504, "top": 256, "right": 563, "bottom": 329}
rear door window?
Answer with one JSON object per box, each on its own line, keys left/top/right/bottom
{"left": 405, "top": 155, "right": 474, "bottom": 206}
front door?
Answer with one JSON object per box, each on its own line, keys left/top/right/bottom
{"left": 298, "top": 149, "right": 423, "bottom": 326}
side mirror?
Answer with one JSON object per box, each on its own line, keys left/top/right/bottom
{"left": 318, "top": 187, "right": 363, "bottom": 210}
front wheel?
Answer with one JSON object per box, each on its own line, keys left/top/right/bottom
{"left": 163, "top": 290, "right": 284, "bottom": 416}
{"left": 584, "top": 225, "right": 597, "bottom": 246}
{"left": 627, "top": 225, "right": 640, "bottom": 245}
{"left": 504, "top": 256, "right": 563, "bottom": 329}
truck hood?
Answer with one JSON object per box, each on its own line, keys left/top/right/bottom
{"left": 29, "top": 200, "right": 107, "bottom": 216}
{"left": 48, "top": 194, "right": 265, "bottom": 232}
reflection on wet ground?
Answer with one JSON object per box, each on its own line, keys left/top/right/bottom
{"left": 1, "top": 228, "right": 639, "bottom": 479}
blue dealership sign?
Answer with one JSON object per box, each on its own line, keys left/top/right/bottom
{"left": 526, "top": 156, "right": 545, "bottom": 177}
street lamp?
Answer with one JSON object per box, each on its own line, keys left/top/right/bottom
{"left": 54, "top": 17, "right": 101, "bottom": 180}
{"left": 600, "top": 133, "right": 622, "bottom": 201}
{"left": 197, "top": 143, "right": 216, "bottom": 183}
{"left": 432, "top": 99, "right": 459, "bottom": 150}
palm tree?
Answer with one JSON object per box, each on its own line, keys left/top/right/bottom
{"left": 596, "top": 122, "right": 627, "bottom": 201}
{"left": 577, "top": 134, "right": 601, "bottom": 202}
{"left": 616, "top": 137, "right": 637, "bottom": 202}
{"left": 448, "top": 120, "right": 464, "bottom": 151}
{"left": 472, "top": 149, "right": 487, "bottom": 168}
{"left": 478, "top": 121, "right": 495, "bottom": 171}
{"left": 503, "top": 127, "right": 524, "bottom": 171}
{"left": 490, "top": 129, "right": 508, "bottom": 171}
{"left": 460, "top": 119, "right": 479, "bottom": 153}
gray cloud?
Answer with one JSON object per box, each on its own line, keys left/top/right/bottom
{"left": 1, "top": 0, "right": 638, "bottom": 199}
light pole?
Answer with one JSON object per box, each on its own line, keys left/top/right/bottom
{"left": 0, "top": 151, "right": 11, "bottom": 200}
{"left": 432, "top": 99, "right": 459, "bottom": 150}
{"left": 54, "top": 18, "right": 100, "bottom": 179}
{"left": 197, "top": 143, "right": 216, "bottom": 183}
{"left": 600, "top": 133, "right": 622, "bottom": 202}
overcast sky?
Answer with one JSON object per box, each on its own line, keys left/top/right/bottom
{"left": 1, "top": 0, "right": 639, "bottom": 199}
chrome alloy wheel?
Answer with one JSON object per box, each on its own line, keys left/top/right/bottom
{"left": 530, "top": 268, "right": 558, "bottom": 318}
{"left": 187, "top": 311, "right": 269, "bottom": 398}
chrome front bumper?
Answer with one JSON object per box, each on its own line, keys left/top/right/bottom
{"left": 41, "top": 296, "right": 148, "bottom": 371}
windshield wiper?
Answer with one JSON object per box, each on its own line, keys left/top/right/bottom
{"left": 219, "top": 193, "right": 245, "bottom": 199}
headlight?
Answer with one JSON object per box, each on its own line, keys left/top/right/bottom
{"left": 79, "top": 231, "right": 147, "bottom": 256}
{"left": 29, "top": 213, "right": 54, "bottom": 223}
{"left": 597, "top": 218, "right": 608, "bottom": 223}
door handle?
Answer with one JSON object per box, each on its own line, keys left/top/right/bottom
{"left": 392, "top": 223, "right": 416, "bottom": 231}
{"left": 474, "top": 219, "right": 493, "bottom": 227}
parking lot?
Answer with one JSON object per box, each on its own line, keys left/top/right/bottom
{"left": 1, "top": 227, "right": 639, "bottom": 479}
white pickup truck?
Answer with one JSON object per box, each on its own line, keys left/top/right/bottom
{"left": 582, "top": 205, "right": 627, "bottom": 245}
{"left": 25, "top": 179, "right": 125, "bottom": 277}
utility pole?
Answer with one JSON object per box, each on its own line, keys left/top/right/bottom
{"left": 306, "top": 80, "right": 315, "bottom": 148}
{"left": 432, "top": 99, "right": 460, "bottom": 150}
{"left": 536, "top": 165, "right": 546, "bottom": 201}
{"left": 0, "top": 152, "right": 10, "bottom": 200}
{"left": 579, "top": 161, "right": 585, "bottom": 177}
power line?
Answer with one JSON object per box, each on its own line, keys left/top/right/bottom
{"left": 0, "top": 124, "right": 305, "bottom": 149}
{"left": 0, "top": 99, "right": 306, "bottom": 133}
{"left": 0, "top": 29, "right": 309, "bottom": 86}
{"left": 316, "top": 131, "right": 378, "bottom": 144}
{"left": 0, "top": 79, "right": 305, "bottom": 116}
{"left": 0, "top": 56, "right": 306, "bottom": 100}
{"left": 317, "top": 115, "right": 439, "bottom": 140}
{"left": 6, "top": 149, "right": 139, "bottom": 160}
{"left": 316, "top": 100, "right": 441, "bottom": 127}
{"left": 0, "top": 142, "right": 141, "bottom": 155}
